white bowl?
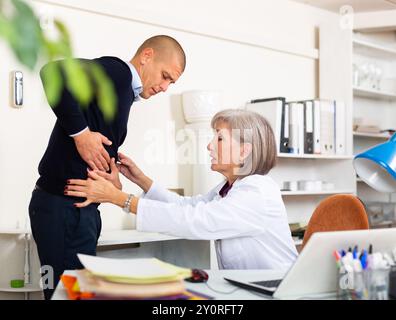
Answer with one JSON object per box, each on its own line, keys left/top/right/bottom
{"left": 182, "top": 91, "right": 222, "bottom": 123}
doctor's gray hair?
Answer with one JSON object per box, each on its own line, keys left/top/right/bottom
{"left": 211, "top": 109, "right": 277, "bottom": 177}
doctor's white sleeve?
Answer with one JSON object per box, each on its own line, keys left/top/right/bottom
{"left": 140, "top": 181, "right": 222, "bottom": 206}
{"left": 136, "top": 184, "right": 280, "bottom": 240}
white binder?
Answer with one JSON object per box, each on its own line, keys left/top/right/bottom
{"left": 297, "top": 102, "right": 304, "bottom": 155}
{"left": 335, "top": 101, "right": 346, "bottom": 155}
{"left": 245, "top": 98, "right": 284, "bottom": 153}
{"left": 304, "top": 101, "right": 314, "bottom": 154}
{"left": 313, "top": 100, "right": 321, "bottom": 154}
{"left": 289, "top": 102, "right": 300, "bottom": 154}
{"left": 320, "top": 100, "right": 335, "bottom": 155}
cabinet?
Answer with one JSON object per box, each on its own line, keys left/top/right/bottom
{"left": 352, "top": 30, "right": 396, "bottom": 227}
{"left": 0, "top": 229, "right": 42, "bottom": 300}
{"left": 271, "top": 154, "right": 355, "bottom": 224}
{"left": 268, "top": 22, "right": 355, "bottom": 226}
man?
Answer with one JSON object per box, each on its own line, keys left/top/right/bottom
{"left": 28, "top": 35, "right": 185, "bottom": 299}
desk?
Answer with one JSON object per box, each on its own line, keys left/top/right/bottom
{"left": 97, "top": 230, "right": 303, "bottom": 269}
{"left": 52, "top": 269, "right": 287, "bottom": 300}
{"left": 96, "top": 230, "right": 211, "bottom": 270}
{"left": 97, "top": 230, "right": 181, "bottom": 247}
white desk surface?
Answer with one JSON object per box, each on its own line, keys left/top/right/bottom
{"left": 52, "top": 269, "right": 287, "bottom": 300}
{"left": 97, "top": 230, "right": 181, "bottom": 247}
{"left": 97, "top": 230, "right": 302, "bottom": 247}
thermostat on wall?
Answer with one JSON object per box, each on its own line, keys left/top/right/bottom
{"left": 10, "top": 71, "right": 23, "bottom": 108}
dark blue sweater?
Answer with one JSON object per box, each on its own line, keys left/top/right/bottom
{"left": 36, "top": 56, "right": 134, "bottom": 195}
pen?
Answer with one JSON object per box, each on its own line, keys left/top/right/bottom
{"left": 359, "top": 249, "right": 364, "bottom": 260}
{"left": 353, "top": 245, "right": 358, "bottom": 259}
{"left": 360, "top": 250, "right": 368, "bottom": 270}
{"left": 333, "top": 250, "right": 341, "bottom": 268}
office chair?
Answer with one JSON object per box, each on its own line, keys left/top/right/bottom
{"left": 301, "top": 194, "right": 369, "bottom": 249}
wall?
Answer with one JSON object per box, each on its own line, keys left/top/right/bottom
{"left": 0, "top": 0, "right": 338, "bottom": 298}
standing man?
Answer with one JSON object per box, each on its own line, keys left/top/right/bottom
{"left": 29, "top": 35, "right": 186, "bottom": 299}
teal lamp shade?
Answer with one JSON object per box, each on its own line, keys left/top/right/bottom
{"left": 353, "top": 133, "right": 396, "bottom": 193}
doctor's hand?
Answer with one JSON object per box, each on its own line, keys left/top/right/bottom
{"left": 65, "top": 170, "right": 118, "bottom": 208}
{"left": 73, "top": 129, "right": 112, "bottom": 171}
{"left": 117, "top": 152, "right": 153, "bottom": 192}
{"left": 93, "top": 158, "right": 122, "bottom": 190}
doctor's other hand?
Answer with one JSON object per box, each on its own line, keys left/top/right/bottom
{"left": 117, "top": 152, "right": 152, "bottom": 192}
{"left": 73, "top": 128, "right": 112, "bottom": 172}
{"left": 92, "top": 158, "right": 122, "bottom": 190}
{"left": 65, "top": 170, "right": 118, "bottom": 208}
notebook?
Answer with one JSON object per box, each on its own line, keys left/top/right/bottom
{"left": 77, "top": 254, "right": 192, "bottom": 284}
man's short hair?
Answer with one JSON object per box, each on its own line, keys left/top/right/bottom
{"left": 136, "top": 35, "right": 186, "bottom": 71}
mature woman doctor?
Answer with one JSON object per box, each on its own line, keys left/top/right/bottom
{"left": 65, "top": 109, "right": 298, "bottom": 270}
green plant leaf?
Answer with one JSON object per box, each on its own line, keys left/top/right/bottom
{"left": 90, "top": 62, "right": 117, "bottom": 122}
{"left": 41, "top": 19, "right": 72, "bottom": 59}
{"left": 0, "top": 15, "right": 14, "bottom": 39}
{"left": 41, "top": 61, "right": 63, "bottom": 107}
{"left": 1, "top": 0, "right": 118, "bottom": 120}
{"left": 8, "top": 0, "right": 43, "bottom": 69}
{"left": 11, "top": 0, "right": 35, "bottom": 17}
{"left": 62, "top": 58, "right": 93, "bottom": 107}
{"left": 54, "top": 20, "right": 70, "bottom": 48}
{"left": 43, "top": 38, "right": 71, "bottom": 60}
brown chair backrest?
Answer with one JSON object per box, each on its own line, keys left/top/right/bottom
{"left": 301, "top": 194, "right": 369, "bottom": 249}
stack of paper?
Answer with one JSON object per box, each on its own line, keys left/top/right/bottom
{"left": 77, "top": 254, "right": 191, "bottom": 284}
{"left": 63, "top": 254, "right": 198, "bottom": 300}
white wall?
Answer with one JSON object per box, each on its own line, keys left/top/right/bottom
{"left": 0, "top": 0, "right": 337, "bottom": 230}
{"left": 0, "top": 0, "right": 338, "bottom": 298}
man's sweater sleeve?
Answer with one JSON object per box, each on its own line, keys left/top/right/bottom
{"left": 40, "top": 60, "right": 88, "bottom": 136}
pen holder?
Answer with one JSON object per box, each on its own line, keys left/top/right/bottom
{"left": 337, "top": 268, "right": 354, "bottom": 300}
{"left": 352, "top": 270, "right": 369, "bottom": 300}
{"left": 338, "top": 267, "right": 391, "bottom": 300}
{"left": 388, "top": 266, "right": 396, "bottom": 299}
{"left": 337, "top": 269, "right": 370, "bottom": 300}
{"left": 367, "top": 267, "right": 390, "bottom": 300}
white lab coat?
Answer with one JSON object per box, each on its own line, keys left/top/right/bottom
{"left": 136, "top": 174, "right": 298, "bottom": 270}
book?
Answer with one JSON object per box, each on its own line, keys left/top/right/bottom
{"left": 77, "top": 254, "right": 192, "bottom": 284}
{"left": 61, "top": 274, "right": 212, "bottom": 300}
{"left": 75, "top": 269, "right": 186, "bottom": 299}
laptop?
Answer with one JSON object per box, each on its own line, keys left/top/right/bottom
{"left": 224, "top": 228, "right": 396, "bottom": 299}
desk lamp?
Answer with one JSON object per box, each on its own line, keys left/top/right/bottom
{"left": 353, "top": 133, "right": 396, "bottom": 193}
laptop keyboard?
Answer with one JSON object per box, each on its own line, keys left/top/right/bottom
{"left": 251, "top": 279, "right": 282, "bottom": 288}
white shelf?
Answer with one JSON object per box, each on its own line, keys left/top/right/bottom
{"left": 0, "top": 283, "right": 41, "bottom": 293}
{"left": 353, "top": 37, "right": 396, "bottom": 60}
{"left": 353, "top": 131, "right": 390, "bottom": 139}
{"left": 281, "top": 190, "right": 354, "bottom": 196}
{"left": 353, "top": 86, "right": 396, "bottom": 100}
{"left": 277, "top": 153, "right": 353, "bottom": 160}
{"left": 97, "top": 229, "right": 181, "bottom": 247}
